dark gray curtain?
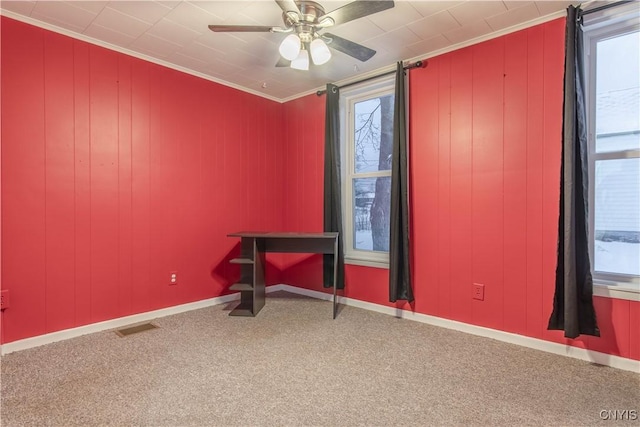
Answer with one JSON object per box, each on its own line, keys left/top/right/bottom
{"left": 389, "top": 62, "right": 413, "bottom": 302}
{"left": 548, "top": 6, "right": 599, "bottom": 339}
{"left": 323, "top": 83, "right": 345, "bottom": 289}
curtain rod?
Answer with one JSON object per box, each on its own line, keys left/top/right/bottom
{"left": 580, "top": 0, "right": 634, "bottom": 16}
{"left": 316, "top": 60, "right": 427, "bottom": 96}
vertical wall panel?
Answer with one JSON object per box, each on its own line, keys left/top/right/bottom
{"left": 0, "top": 12, "right": 3, "bottom": 345}
{"left": 212, "top": 85, "right": 233, "bottom": 282}
{"left": 312, "top": 98, "right": 324, "bottom": 230}
{"left": 471, "top": 38, "right": 504, "bottom": 331}
{"left": 199, "top": 79, "right": 221, "bottom": 293}
{"left": 502, "top": 31, "right": 529, "bottom": 336}
{"left": 541, "top": 19, "right": 567, "bottom": 344}
{"left": 261, "top": 98, "right": 271, "bottom": 231}
{"left": 256, "top": 99, "right": 268, "bottom": 231}
{"left": 411, "top": 59, "right": 439, "bottom": 315}
{"left": 525, "top": 26, "right": 545, "bottom": 338}
{"left": 44, "top": 31, "right": 76, "bottom": 332}
{"left": 73, "top": 41, "right": 92, "bottom": 326}
{"left": 130, "top": 60, "right": 151, "bottom": 314}
{"left": 283, "top": 100, "right": 301, "bottom": 234}
{"left": 590, "top": 298, "right": 629, "bottom": 357}
{"left": 89, "top": 46, "right": 120, "bottom": 323}
{"left": 267, "top": 98, "right": 286, "bottom": 246}
{"left": 448, "top": 48, "right": 474, "bottom": 324}
{"left": 215, "top": 86, "right": 232, "bottom": 287}
{"left": 117, "top": 55, "right": 133, "bottom": 316}
{"left": 629, "top": 302, "right": 640, "bottom": 360}
{"left": 295, "top": 101, "right": 305, "bottom": 234}
{"left": 437, "top": 55, "right": 452, "bottom": 319}
{"left": 1, "top": 19, "right": 47, "bottom": 342}
{"left": 281, "top": 103, "right": 293, "bottom": 235}
{"left": 147, "top": 65, "right": 172, "bottom": 310}
{"left": 245, "top": 98, "right": 261, "bottom": 231}
{"left": 302, "top": 99, "right": 317, "bottom": 233}
{"left": 162, "top": 71, "right": 178, "bottom": 307}
{"left": 224, "top": 89, "right": 244, "bottom": 234}
{"left": 179, "top": 86, "right": 201, "bottom": 298}
{"left": 0, "top": 13, "right": 2, "bottom": 347}
{"left": 264, "top": 101, "right": 276, "bottom": 234}
{"left": 178, "top": 76, "right": 205, "bottom": 302}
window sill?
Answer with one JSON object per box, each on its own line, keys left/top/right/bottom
{"left": 593, "top": 282, "right": 640, "bottom": 302}
{"left": 345, "top": 257, "right": 389, "bottom": 269}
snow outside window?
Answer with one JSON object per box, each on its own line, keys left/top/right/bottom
{"left": 340, "top": 76, "right": 395, "bottom": 267}
{"left": 584, "top": 6, "right": 640, "bottom": 297}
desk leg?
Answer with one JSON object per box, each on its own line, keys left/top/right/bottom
{"left": 333, "top": 238, "right": 338, "bottom": 319}
{"left": 253, "top": 238, "right": 266, "bottom": 315}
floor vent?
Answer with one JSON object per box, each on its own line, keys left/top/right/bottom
{"left": 115, "top": 322, "right": 159, "bottom": 337}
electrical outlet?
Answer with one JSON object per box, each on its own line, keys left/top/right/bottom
{"left": 473, "top": 283, "right": 484, "bottom": 301}
{"left": 169, "top": 272, "right": 178, "bottom": 286}
{"left": 1, "top": 290, "right": 10, "bottom": 310}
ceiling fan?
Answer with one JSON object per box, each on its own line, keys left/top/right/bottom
{"left": 208, "top": 0, "right": 395, "bottom": 71}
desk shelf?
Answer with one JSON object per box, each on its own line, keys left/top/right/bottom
{"left": 229, "top": 283, "right": 253, "bottom": 291}
{"left": 227, "top": 236, "right": 265, "bottom": 317}
{"left": 228, "top": 302, "right": 254, "bottom": 316}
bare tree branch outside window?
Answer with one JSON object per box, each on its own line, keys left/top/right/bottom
{"left": 352, "top": 94, "right": 394, "bottom": 252}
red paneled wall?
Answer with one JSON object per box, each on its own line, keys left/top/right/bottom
{"left": 279, "top": 97, "right": 326, "bottom": 274}
{"left": 279, "top": 18, "right": 640, "bottom": 361}
{"left": 1, "top": 17, "right": 284, "bottom": 344}
{"left": 1, "top": 16, "right": 637, "bottom": 362}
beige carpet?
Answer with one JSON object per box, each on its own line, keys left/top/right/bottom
{"left": 1, "top": 291, "right": 638, "bottom": 426}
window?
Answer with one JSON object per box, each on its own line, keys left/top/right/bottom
{"left": 340, "top": 76, "right": 395, "bottom": 267}
{"left": 583, "top": 5, "right": 640, "bottom": 296}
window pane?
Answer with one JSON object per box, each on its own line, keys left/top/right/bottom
{"left": 595, "top": 31, "right": 640, "bottom": 153}
{"left": 594, "top": 158, "right": 640, "bottom": 276}
{"left": 353, "top": 176, "right": 391, "bottom": 252}
{"left": 353, "top": 94, "right": 394, "bottom": 173}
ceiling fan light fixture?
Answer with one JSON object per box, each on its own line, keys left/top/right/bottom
{"left": 279, "top": 34, "right": 301, "bottom": 60}
{"left": 310, "top": 38, "right": 331, "bottom": 65}
{"left": 209, "top": 0, "right": 393, "bottom": 69}
{"left": 291, "top": 48, "right": 310, "bottom": 70}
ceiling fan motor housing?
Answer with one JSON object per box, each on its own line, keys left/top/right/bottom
{"left": 283, "top": 0, "right": 328, "bottom": 40}
{"left": 298, "top": 26, "right": 314, "bottom": 42}
{"left": 209, "top": 0, "right": 394, "bottom": 64}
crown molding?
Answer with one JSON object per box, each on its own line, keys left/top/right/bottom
{"left": 1, "top": 6, "right": 569, "bottom": 104}
{"left": 280, "top": 9, "right": 569, "bottom": 103}
{"left": 0, "top": 9, "right": 283, "bottom": 104}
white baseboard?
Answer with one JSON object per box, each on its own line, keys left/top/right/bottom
{"left": 273, "top": 284, "right": 640, "bottom": 374}
{"left": 0, "top": 293, "right": 240, "bottom": 356}
{"left": 3, "top": 284, "right": 638, "bottom": 374}
{"left": 0, "top": 287, "right": 292, "bottom": 356}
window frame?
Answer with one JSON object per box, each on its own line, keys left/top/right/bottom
{"left": 339, "top": 75, "right": 396, "bottom": 268}
{"left": 582, "top": 5, "right": 640, "bottom": 300}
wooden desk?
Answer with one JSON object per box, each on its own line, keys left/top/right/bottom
{"left": 227, "top": 232, "right": 339, "bottom": 318}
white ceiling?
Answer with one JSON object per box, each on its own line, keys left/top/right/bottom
{"left": 1, "top": 0, "right": 577, "bottom": 101}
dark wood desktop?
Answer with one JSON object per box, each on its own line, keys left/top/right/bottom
{"left": 227, "top": 232, "right": 340, "bottom": 318}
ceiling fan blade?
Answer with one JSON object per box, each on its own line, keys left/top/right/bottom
{"left": 208, "top": 25, "right": 275, "bottom": 32}
{"left": 275, "top": 0, "right": 300, "bottom": 14}
{"left": 276, "top": 57, "right": 291, "bottom": 67}
{"left": 323, "top": 33, "right": 376, "bottom": 62}
{"left": 319, "top": 1, "right": 394, "bottom": 26}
